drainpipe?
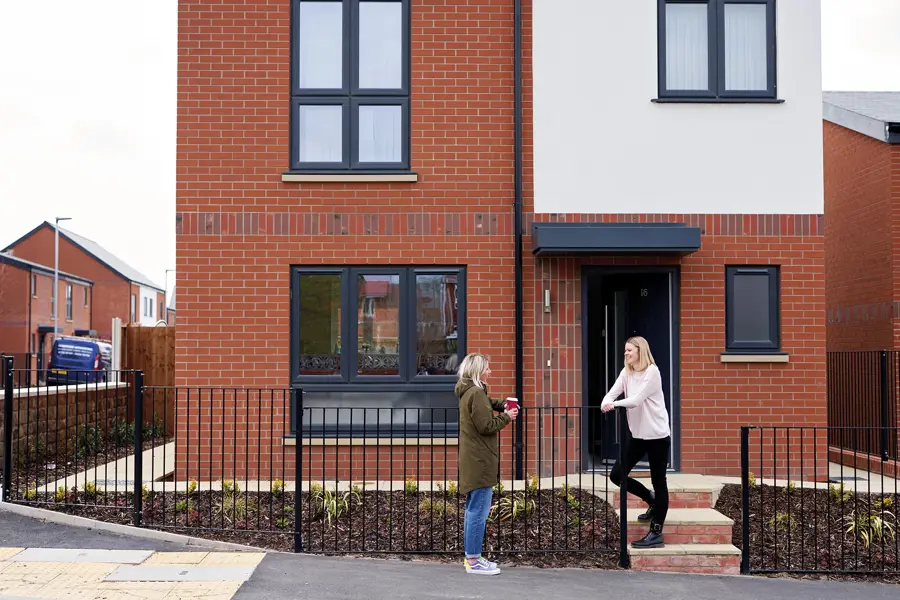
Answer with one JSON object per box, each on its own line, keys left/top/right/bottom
{"left": 513, "top": 0, "right": 524, "bottom": 480}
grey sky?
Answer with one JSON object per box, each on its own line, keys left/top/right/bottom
{"left": 0, "top": 0, "right": 897, "bottom": 302}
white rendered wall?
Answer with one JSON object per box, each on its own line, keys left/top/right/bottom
{"left": 533, "top": 0, "right": 823, "bottom": 214}
{"left": 139, "top": 286, "right": 157, "bottom": 325}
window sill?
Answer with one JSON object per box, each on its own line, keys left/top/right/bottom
{"left": 720, "top": 353, "right": 789, "bottom": 364}
{"left": 283, "top": 436, "right": 458, "bottom": 447}
{"left": 652, "top": 98, "right": 785, "bottom": 104}
{"left": 282, "top": 172, "right": 418, "bottom": 183}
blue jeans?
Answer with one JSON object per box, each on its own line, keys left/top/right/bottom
{"left": 463, "top": 487, "right": 493, "bottom": 558}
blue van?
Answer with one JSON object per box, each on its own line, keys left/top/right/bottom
{"left": 47, "top": 337, "right": 112, "bottom": 385}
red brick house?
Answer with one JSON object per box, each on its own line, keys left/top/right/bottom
{"left": 4, "top": 222, "right": 166, "bottom": 339}
{"left": 0, "top": 252, "right": 93, "bottom": 373}
{"left": 176, "top": 0, "right": 825, "bottom": 479}
{"left": 823, "top": 92, "right": 900, "bottom": 351}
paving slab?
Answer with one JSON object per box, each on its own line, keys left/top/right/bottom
{"left": 10, "top": 549, "right": 153, "bottom": 564}
{"left": 105, "top": 565, "right": 256, "bottom": 583}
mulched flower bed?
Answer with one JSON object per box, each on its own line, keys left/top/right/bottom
{"left": 716, "top": 483, "right": 900, "bottom": 583}
{"left": 20, "top": 484, "right": 623, "bottom": 569}
{"left": 9, "top": 430, "right": 172, "bottom": 498}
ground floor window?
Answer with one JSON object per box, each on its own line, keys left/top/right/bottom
{"left": 290, "top": 265, "right": 465, "bottom": 436}
{"left": 725, "top": 265, "right": 780, "bottom": 352}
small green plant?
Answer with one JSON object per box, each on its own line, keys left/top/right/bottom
{"left": 569, "top": 516, "right": 587, "bottom": 528}
{"left": 187, "top": 479, "right": 198, "bottom": 496}
{"left": 845, "top": 510, "right": 897, "bottom": 548}
{"left": 276, "top": 517, "right": 291, "bottom": 530}
{"left": 525, "top": 473, "right": 539, "bottom": 494}
{"left": 309, "top": 482, "right": 324, "bottom": 496}
{"left": 768, "top": 512, "right": 797, "bottom": 533}
{"left": 215, "top": 479, "right": 256, "bottom": 525}
{"left": 82, "top": 481, "right": 98, "bottom": 501}
{"left": 109, "top": 420, "right": 135, "bottom": 449}
{"left": 16, "top": 437, "right": 46, "bottom": 468}
{"left": 493, "top": 481, "right": 505, "bottom": 496}
{"left": 24, "top": 487, "right": 37, "bottom": 501}
{"left": 142, "top": 415, "right": 165, "bottom": 440}
{"left": 557, "top": 483, "right": 572, "bottom": 498}
{"left": 419, "top": 497, "right": 456, "bottom": 517}
{"left": 351, "top": 484, "right": 364, "bottom": 497}
{"left": 318, "top": 489, "right": 351, "bottom": 525}
{"left": 175, "top": 500, "right": 193, "bottom": 513}
{"left": 490, "top": 493, "right": 535, "bottom": 522}
{"left": 782, "top": 480, "right": 797, "bottom": 495}
{"left": 142, "top": 484, "right": 153, "bottom": 502}
{"left": 747, "top": 471, "right": 758, "bottom": 488}
{"left": 875, "top": 496, "right": 895, "bottom": 511}
{"left": 447, "top": 481, "right": 458, "bottom": 495}
{"left": 54, "top": 486, "right": 67, "bottom": 503}
{"left": 404, "top": 478, "right": 418, "bottom": 496}
{"left": 75, "top": 425, "right": 103, "bottom": 457}
{"left": 564, "top": 492, "right": 581, "bottom": 511}
{"left": 829, "top": 483, "right": 852, "bottom": 503}
{"left": 272, "top": 479, "right": 285, "bottom": 498}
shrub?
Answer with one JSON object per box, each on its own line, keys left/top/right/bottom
{"left": 272, "top": 479, "right": 285, "bottom": 498}
{"left": 404, "top": 479, "right": 418, "bottom": 496}
{"left": 419, "top": 497, "right": 456, "bottom": 517}
{"left": 490, "top": 493, "right": 535, "bottom": 522}
{"left": 845, "top": 510, "right": 897, "bottom": 548}
{"left": 75, "top": 425, "right": 103, "bottom": 458}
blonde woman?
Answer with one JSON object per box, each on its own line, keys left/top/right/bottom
{"left": 600, "top": 336, "right": 670, "bottom": 548}
{"left": 456, "top": 353, "right": 518, "bottom": 575}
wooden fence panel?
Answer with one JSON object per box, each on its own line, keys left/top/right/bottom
{"left": 121, "top": 325, "right": 175, "bottom": 434}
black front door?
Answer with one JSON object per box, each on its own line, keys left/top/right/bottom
{"left": 585, "top": 270, "right": 675, "bottom": 469}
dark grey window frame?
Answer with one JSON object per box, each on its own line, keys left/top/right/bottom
{"left": 725, "top": 265, "right": 780, "bottom": 352}
{"left": 657, "top": 0, "right": 778, "bottom": 102}
{"left": 290, "top": 265, "right": 466, "bottom": 436}
{"left": 85, "top": 288, "right": 90, "bottom": 308}
{"left": 65, "top": 284, "right": 73, "bottom": 321}
{"left": 31, "top": 274, "right": 37, "bottom": 297}
{"left": 289, "top": 0, "right": 411, "bottom": 173}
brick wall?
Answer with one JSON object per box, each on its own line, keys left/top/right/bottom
{"left": 0, "top": 263, "right": 30, "bottom": 353}
{"left": 7, "top": 227, "right": 131, "bottom": 340}
{"left": 824, "top": 121, "right": 897, "bottom": 350}
{"left": 0, "top": 383, "right": 130, "bottom": 473}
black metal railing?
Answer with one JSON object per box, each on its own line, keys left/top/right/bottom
{"left": 0, "top": 353, "right": 34, "bottom": 389}
{"left": 828, "top": 351, "right": 900, "bottom": 460}
{"left": 741, "top": 425, "right": 900, "bottom": 576}
{"left": 2, "top": 360, "right": 631, "bottom": 566}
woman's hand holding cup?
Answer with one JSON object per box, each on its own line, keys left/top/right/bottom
{"left": 504, "top": 397, "right": 519, "bottom": 421}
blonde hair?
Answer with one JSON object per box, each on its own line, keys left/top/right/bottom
{"left": 625, "top": 336, "right": 655, "bottom": 373}
{"left": 458, "top": 353, "right": 489, "bottom": 389}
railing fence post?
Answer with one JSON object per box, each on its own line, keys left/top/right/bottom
{"left": 617, "top": 407, "right": 629, "bottom": 569}
{"left": 740, "top": 426, "right": 751, "bottom": 574}
{"left": 294, "top": 387, "right": 304, "bottom": 553}
{"left": 881, "top": 350, "right": 890, "bottom": 461}
{"left": 2, "top": 355, "right": 14, "bottom": 503}
{"left": 133, "top": 370, "right": 144, "bottom": 527}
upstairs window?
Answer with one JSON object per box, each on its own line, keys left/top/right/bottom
{"left": 65, "top": 284, "right": 73, "bottom": 320}
{"left": 658, "top": 0, "right": 776, "bottom": 100}
{"left": 290, "top": 0, "right": 410, "bottom": 172}
{"left": 31, "top": 274, "right": 37, "bottom": 297}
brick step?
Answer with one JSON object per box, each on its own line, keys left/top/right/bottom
{"left": 617, "top": 508, "right": 734, "bottom": 545}
{"left": 611, "top": 490, "right": 715, "bottom": 510}
{"left": 605, "top": 474, "right": 722, "bottom": 509}
{"left": 628, "top": 544, "right": 741, "bottom": 575}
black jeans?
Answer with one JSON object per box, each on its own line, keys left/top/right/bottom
{"left": 609, "top": 436, "right": 671, "bottom": 526}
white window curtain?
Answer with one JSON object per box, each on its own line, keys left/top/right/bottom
{"left": 298, "top": 105, "right": 343, "bottom": 162}
{"left": 358, "top": 1, "right": 402, "bottom": 89}
{"left": 297, "top": 1, "right": 343, "bottom": 89}
{"left": 723, "top": 4, "right": 767, "bottom": 91}
{"left": 359, "top": 105, "right": 402, "bottom": 163}
{"left": 665, "top": 3, "right": 709, "bottom": 91}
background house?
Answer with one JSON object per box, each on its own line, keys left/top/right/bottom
{"left": 3, "top": 222, "right": 166, "bottom": 338}
{"left": 823, "top": 91, "right": 900, "bottom": 351}
{"left": 0, "top": 251, "right": 93, "bottom": 374}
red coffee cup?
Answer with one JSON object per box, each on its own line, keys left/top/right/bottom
{"left": 504, "top": 397, "right": 519, "bottom": 411}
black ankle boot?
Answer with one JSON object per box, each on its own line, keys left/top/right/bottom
{"left": 632, "top": 522, "right": 664, "bottom": 549}
{"left": 637, "top": 492, "right": 655, "bottom": 522}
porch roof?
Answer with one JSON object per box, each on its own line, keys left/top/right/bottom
{"left": 531, "top": 222, "right": 702, "bottom": 256}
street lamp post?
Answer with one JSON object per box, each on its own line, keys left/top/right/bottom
{"left": 53, "top": 217, "right": 72, "bottom": 331}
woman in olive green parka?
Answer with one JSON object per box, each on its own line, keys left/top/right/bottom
{"left": 455, "top": 353, "right": 518, "bottom": 575}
